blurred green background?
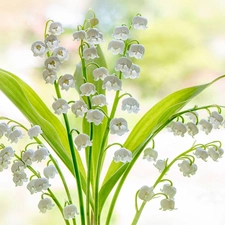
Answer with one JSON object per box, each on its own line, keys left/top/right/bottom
{"left": 0, "top": 0, "right": 225, "bottom": 225}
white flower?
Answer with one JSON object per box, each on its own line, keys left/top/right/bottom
{"left": 86, "top": 109, "right": 104, "bottom": 125}
{"left": 44, "top": 57, "right": 60, "bottom": 71}
{"left": 132, "top": 15, "right": 148, "bottom": 30}
{"left": 143, "top": 148, "right": 158, "bottom": 162}
{"left": 74, "top": 133, "right": 92, "bottom": 151}
{"left": 83, "top": 47, "right": 99, "bottom": 60}
{"left": 161, "top": 184, "right": 177, "bottom": 198}
{"left": 127, "top": 44, "right": 145, "bottom": 59}
{"left": 138, "top": 185, "right": 155, "bottom": 201}
{"left": 160, "top": 198, "right": 176, "bottom": 211}
{"left": 122, "top": 64, "right": 140, "bottom": 79}
{"left": 109, "top": 118, "right": 129, "bottom": 136}
{"left": 186, "top": 122, "right": 199, "bottom": 137}
{"left": 209, "top": 111, "right": 224, "bottom": 129}
{"left": 121, "top": 97, "right": 140, "bottom": 113}
{"left": 42, "top": 69, "right": 58, "bottom": 84}
{"left": 199, "top": 119, "right": 213, "bottom": 135}
{"left": 154, "top": 159, "right": 166, "bottom": 172}
{"left": 27, "top": 179, "right": 37, "bottom": 194}
{"left": 38, "top": 198, "right": 55, "bottom": 213}
{"left": 63, "top": 204, "right": 79, "bottom": 220}
{"left": 80, "top": 83, "right": 96, "bottom": 96}
{"left": 52, "top": 98, "right": 70, "bottom": 115}
{"left": 58, "top": 74, "right": 75, "bottom": 91}
{"left": 107, "top": 40, "right": 125, "bottom": 55}
{"left": 31, "top": 41, "right": 47, "bottom": 57}
{"left": 178, "top": 159, "right": 197, "bottom": 177}
{"left": 92, "top": 94, "right": 108, "bottom": 107}
{"left": 28, "top": 125, "right": 43, "bottom": 139}
{"left": 49, "top": 22, "right": 64, "bottom": 35}
{"left": 44, "top": 34, "right": 60, "bottom": 50}
{"left": 71, "top": 100, "right": 88, "bottom": 117}
{"left": 102, "top": 75, "right": 122, "bottom": 91}
{"left": 53, "top": 47, "right": 69, "bottom": 63}
{"left": 115, "top": 57, "right": 132, "bottom": 73}
{"left": 43, "top": 165, "right": 58, "bottom": 179}
{"left": 0, "top": 159, "right": 10, "bottom": 171}
{"left": 193, "top": 148, "right": 208, "bottom": 161}
{"left": 73, "top": 30, "right": 86, "bottom": 41}
{"left": 6, "top": 127, "right": 23, "bottom": 143}
{"left": 113, "top": 148, "right": 132, "bottom": 163}
{"left": 12, "top": 172, "right": 28, "bottom": 186}
{"left": 0, "top": 146, "right": 14, "bottom": 161}
{"left": 34, "top": 178, "right": 51, "bottom": 192}
{"left": 93, "top": 67, "right": 109, "bottom": 81}
{"left": 11, "top": 161, "right": 26, "bottom": 174}
{"left": 185, "top": 111, "right": 198, "bottom": 123}
{"left": 112, "top": 26, "right": 129, "bottom": 40}
{"left": 0, "top": 122, "right": 9, "bottom": 137}
{"left": 22, "top": 149, "right": 35, "bottom": 166}
{"left": 87, "top": 28, "right": 104, "bottom": 44}
{"left": 32, "top": 147, "right": 49, "bottom": 162}
{"left": 208, "top": 147, "right": 223, "bottom": 161}
{"left": 168, "top": 121, "right": 187, "bottom": 137}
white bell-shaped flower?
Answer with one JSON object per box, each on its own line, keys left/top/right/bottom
{"left": 49, "top": 22, "right": 64, "bottom": 35}
{"left": 193, "top": 148, "right": 208, "bottom": 161}
{"left": 13, "top": 172, "right": 28, "bottom": 186}
{"left": 73, "top": 30, "right": 86, "bottom": 41}
{"left": 161, "top": 184, "right": 177, "bottom": 198}
{"left": 71, "top": 100, "right": 88, "bottom": 117}
{"left": 34, "top": 178, "right": 51, "bottom": 192}
{"left": 113, "top": 148, "right": 132, "bottom": 163}
{"left": 74, "top": 133, "right": 92, "bottom": 151}
{"left": 43, "top": 165, "right": 58, "bottom": 179}
{"left": 160, "top": 198, "right": 176, "bottom": 211}
{"left": 22, "top": 149, "right": 35, "bottom": 166}
{"left": 27, "top": 179, "right": 37, "bottom": 194}
{"left": 86, "top": 109, "right": 105, "bottom": 125}
{"left": 0, "top": 146, "right": 15, "bottom": 160}
{"left": 42, "top": 69, "right": 57, "bottom": 84}
{"left": 138, "top": 185, "right": 155, "bottom": 201}
{"left": 28, "top": 125, "right": 43, "bottom": 139}
{"left": 199, "top": 119, "right": 213, "bottom": 135}
{"left": 32, "top": 147, "right": 49, "bottom": 162}
{"left": 44, "top": 34, "right": 60, "bottom": 50}
{"left": 115, "top": 57, "right": 132, "bottom": 73}
{"left": 53, "top": 47, "right": 69, "bottom": 63}
{"left": 122, "top": 64, "right": 140, "bottom": 79}
{"left": 80, "top": 83, "right": 96, "bottom": 96}
{"left": 93, "top": 67, "right": 109, "bottom": 81}
{"left": 87, "top": 28, "right": 104, "bottom": 44}
{"left": 209, "top": 111, "right": 224, "bottom": 129}
{"left": 0, "top": 159, "right": 10, "bottom": 171}
{"left": 44, "top": 56, "right": 60, "bottom": 71}
{"left": 112, "top": 26, "right": 129, "bottom": 40}
{"left": 58, "top": 74, "right": 75, "bottom": 91}
{"left": 52, "top": 98, "right": 70, "bottom": 115}
{"left": 132, "top": 15, "right": 148, "bottom": 30}
{"left": 83, "top": 47, "right": 99, "bottom": 60}
{"left": 143, "top": 148, "right": 158, "bottom": 162}
{"left": 178, "top": 159, "right": 197, "bottom": 177}
{"left": 208, "top": 147, "right": 223, "bottom": 161}
{"left": 6, "top": 127, "right": 23, "bottom": 143}
{"left": 154, "top": 159, "right": 166, "bottom": 172}
{"left": 127, "top": 44, "right": 145, "bottom": 59}
{"left": 11, "top": 161, "right": 26, "bottom": 174}
{"left": 185, "top": 111, "right": 198, "bottom": 123}
{"left": 38, "top": 197, "right": 55, "bottom": 213}
{"left": 31, "top": 41, "right": 47, "bottom": 57}
{"left": 168, "top": 121, "right": 187, "bottom": 137}
{"left": 108, "top": 40, "right": 125, "bottom": 55}
{"left": 102, "top": 75, "right": 122, "bottom": 91}
{"left": 92, "top": 94, "right": 108, "bottom": 107}
{"left": 109, "top": 118, "right": 129, "bottom": 136}
{"left": 0, "top": 122, "right": 9, "bottom": 137}
{"left": 121, "top": 97, "right": 140, "bottom": 113}
{"left": 63, "top": 204, "right": 79, "bottom": 220}
{"left": 186, "top": 122, "right": 199, "bottom": 137}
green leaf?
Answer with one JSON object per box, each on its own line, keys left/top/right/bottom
{"left": 0, "top": 68, "right": 86, "bottom": 189}
{"left": 99, "top": 75, "right": 225, "bottom": 211}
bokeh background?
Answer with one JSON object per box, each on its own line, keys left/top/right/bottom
{"left": 0, "top": 0, "right": 225, "bottom": 224}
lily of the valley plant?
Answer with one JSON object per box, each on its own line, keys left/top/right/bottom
{"left": 0, "top": 10, "right": 225, "bottom": 225}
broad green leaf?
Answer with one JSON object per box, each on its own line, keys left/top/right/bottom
{"left": 0, "top": 68, "right": 86, "bottom": 189}
{"left": 99, "top": 75, "right": 225, "bottom": 211}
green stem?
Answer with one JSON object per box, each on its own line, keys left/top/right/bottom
{"left": 131, "top": 201, "right": 146, "bottom": 225}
